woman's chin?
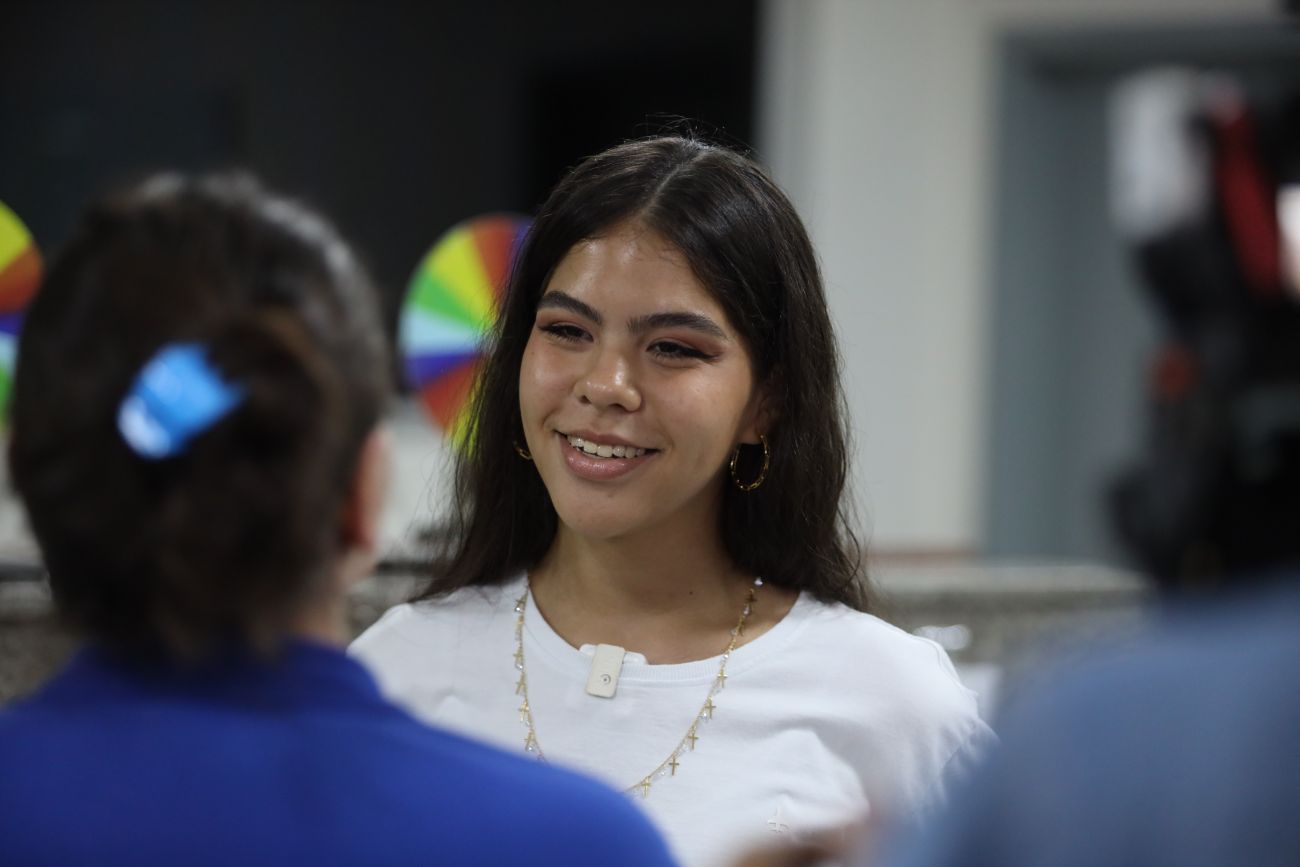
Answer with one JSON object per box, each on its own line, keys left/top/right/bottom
{"left": 552, "top": 506, "right": 652, "bottom": 544}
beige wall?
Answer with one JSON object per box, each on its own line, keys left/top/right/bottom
{"left": 756, "top": 0, "right": 1281, "bottom": 552}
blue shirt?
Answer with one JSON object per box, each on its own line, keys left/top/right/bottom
{"left": 874, "top": 583, "right": 1300, "bottom": 867}
{"left": 0, "top": 640, "right": 678, "bottom": 867}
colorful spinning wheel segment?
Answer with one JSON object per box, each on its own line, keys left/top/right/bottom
{"left": 400, "top": 214, "right": 530, "bottom": 441}
{"left": 0, "top": 202, "right": 42, "bottom": 423}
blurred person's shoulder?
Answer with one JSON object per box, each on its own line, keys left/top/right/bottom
{"left": 0, "top": 649, "right": 677, "bottom": 867}
{"left": 875, "top": 580, "right": 1300, "bottom": 867}
{"left": 361, "top": 712, "right": 678, "bottom": 866}
{"left": 1023, "top": 576, "right": 1300, "bottom": 719}
{"left": 1053, "top": 579, "right": 1300, "bottom": 734}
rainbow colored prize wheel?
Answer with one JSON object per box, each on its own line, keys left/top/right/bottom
{"left": 0, "top": 202, "right": 42, "bottom": 423}
{"left": 400, "top": 214, "right": 530, "bottom": 441}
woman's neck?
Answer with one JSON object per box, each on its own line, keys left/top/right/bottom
{"left": 528, "top": 522, "right": 795, "bottom": 664}
{"left": 288, "top": 592, "right": 350, "bottom": 647}
{"left": 287, "top": 552, "right": 373, "bottom": 648}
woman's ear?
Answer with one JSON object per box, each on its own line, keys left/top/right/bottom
{"left": 739, "top": 384, "right": 777, "bottom": 445}
{"left": 340, "top": 425, "right": 391, "bottom": 558}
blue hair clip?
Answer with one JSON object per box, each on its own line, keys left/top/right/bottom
{"left": 117, "top": 343, "right": 246, "bottom": 459}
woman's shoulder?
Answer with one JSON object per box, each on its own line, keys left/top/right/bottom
{"left": 784, "top": 595, "right": 981, "bottom": 717}
{"left": 351, "top": 575, "right": 525, "bottom": 655}
{"left": 790, "top": 595, "right": 956, "bottom": 665}
{"left": 781, "top": 596, "right": 995, "bottom": 805}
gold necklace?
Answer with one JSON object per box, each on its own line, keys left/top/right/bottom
{"left": 512, "top": 577, "right": 762, "bottom": 799}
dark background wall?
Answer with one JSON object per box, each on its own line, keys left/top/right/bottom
{"left": 1, "top": 0, "right": 757, "bottom": 352}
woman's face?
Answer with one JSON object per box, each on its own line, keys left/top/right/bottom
{"left": 519, "top": 221, "right": 764, "bottom": 543}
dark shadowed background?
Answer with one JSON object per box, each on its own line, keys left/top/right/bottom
{"left": 0, "top": 0, "right": 758, "bottom": 344}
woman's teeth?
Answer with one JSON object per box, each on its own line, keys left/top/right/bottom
{"left": 566, "top": 435, "right": 648, "bottom": 459}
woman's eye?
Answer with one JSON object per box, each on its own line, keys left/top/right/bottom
{"left": 650, "top": 341, "right": 712, "bottom": 361}
{"left": 539, "top": 323, "right": 587, "bottom": 342}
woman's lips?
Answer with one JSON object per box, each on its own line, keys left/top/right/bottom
{"left": 556, "top": 431, "right": 657, "bottom": 481}
{"left": 563, "top": 433, "right": 650, "bottom": 458}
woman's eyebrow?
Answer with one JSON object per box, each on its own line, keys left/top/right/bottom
{"left": 537, "top": 291, "right": 601, "bottom": 324}
{"left": 538, "top": 291, "right": 729, "bottom": 341}
{"left": 627, "top": 311, "right": 728, "bottom": 340}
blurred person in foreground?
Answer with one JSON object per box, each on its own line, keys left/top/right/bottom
{"left": 735, "top": 69, "right": 1300, "bottom": 867}
{"left": 0, "top": 174, "right": 676, "bottom": 866}
{"left": 864, "top": 72, "right": 1300, "bottom": 867}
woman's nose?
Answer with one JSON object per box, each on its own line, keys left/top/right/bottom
{"left": 575, "top": 347, "right": 641, "bottom": 412}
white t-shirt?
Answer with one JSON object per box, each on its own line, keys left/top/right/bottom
{"left": 351, "top": 576, "right": 992, "bottom": 867}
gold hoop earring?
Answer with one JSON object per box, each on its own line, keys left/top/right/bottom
{"left": 729, "top": 434, "right": 769, "bottom": 492}
{"left": 514, "top": 442, "right": 533, "bottom": 461}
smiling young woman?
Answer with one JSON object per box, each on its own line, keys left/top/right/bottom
{"left": 353, "top": 136, "right": 993, "bottom": 867}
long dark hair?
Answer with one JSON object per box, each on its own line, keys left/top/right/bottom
{"left": 421, "top": 136, "right": 866, "bottom": 609}
{"left": 9, "top": 173, "right": 392, "bottom": 658}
